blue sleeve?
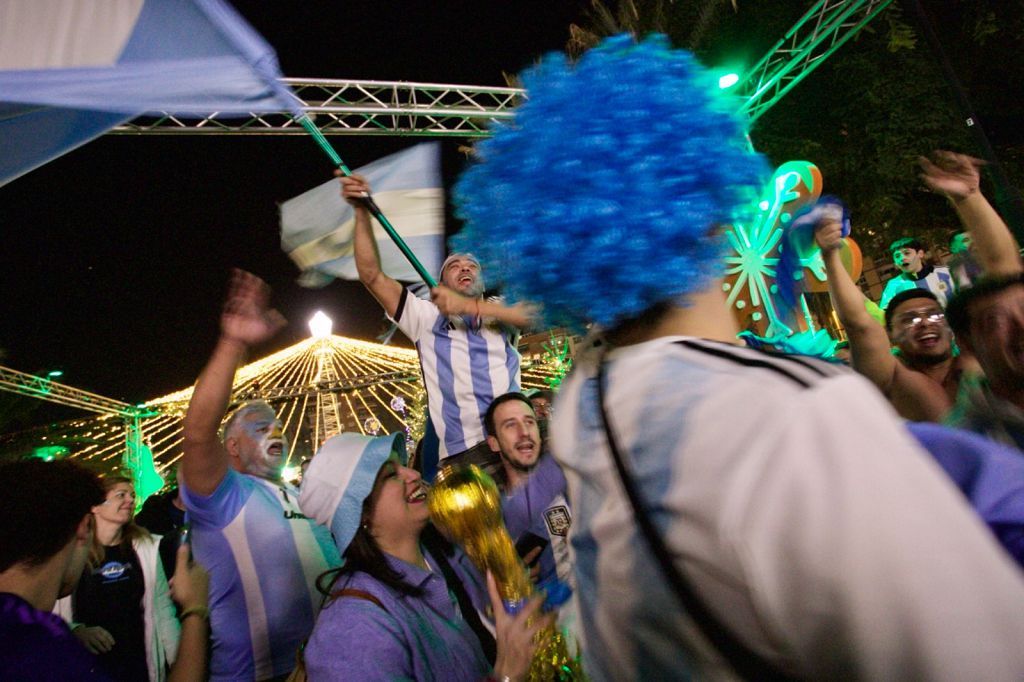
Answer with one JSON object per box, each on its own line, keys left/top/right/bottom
{"left": 502, "top": 454, "right": 567, "bottom": 540}
{"left": 304, "top": 598, "right": 414, "bottom": 681}
{"left": 907, "top": 422, "right": 1024, "bottom": 567}
{"left": 179, "top": 468, "right": 253, "bottom": 529}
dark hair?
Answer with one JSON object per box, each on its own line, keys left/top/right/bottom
{"left": 889, "top": 237, "right": 925, "bottom": 254}
{"left": 946, "top": 273, "right": 1024, "bottom": 338}
{"left": 0, "top": 460, "right": 105, "bottom": 573}
{"left": 884, "top": 288, "right": 940, "bottom": 329}
{"left": 483, "top": 392, "right": 535, "bottom": 438}
{"left": 89, "top": 476, "right": 151, "bottom": 565}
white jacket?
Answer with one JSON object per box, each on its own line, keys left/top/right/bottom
{"left": 56, "top": 533, "right": 181, "bottom": 682}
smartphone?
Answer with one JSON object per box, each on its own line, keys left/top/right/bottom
{"left": 178, "top": 523, "right": 191, "bottom": 548}
{"left": 514, "top": 532, "right": 549, "bottom": 564}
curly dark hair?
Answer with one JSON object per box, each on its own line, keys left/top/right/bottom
{"left": 0, "top": 460, "right": 104, "bottom": 573}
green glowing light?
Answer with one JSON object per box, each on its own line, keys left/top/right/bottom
{"left": 718, "top": 73, "right": 740, "bottom": 89}
{"left": 32, "top": 445, "right": 69, "bottom": 462}
{"left": 47, "top": 370, "right": 63, "bottom": 378}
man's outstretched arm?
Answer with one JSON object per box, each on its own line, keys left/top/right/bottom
{"left": 181, "top": 270, "right": 286, "bottom": 496}
{"left": 430, "top": 285, "right": 538, "bottom": 330}
{"left": 815, "top": 220, "right": 897, "bottom": 391}
{"left": 920, "top": 151, "right": 1023, "bottom": 276}
{"left": 338, "top": 173, "right": 404, "bottom": 318}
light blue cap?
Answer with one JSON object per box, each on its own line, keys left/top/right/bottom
{"left": 298, "top": 432, "right": 407, "bottom": 556}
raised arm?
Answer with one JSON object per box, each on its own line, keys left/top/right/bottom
{"left": 815, "top": 220, "right": 897, "bottom": 391}
{"left": 180, "top": 270, "right": 286, "bottom": 495}
{"left": 919, "top": 151, "right": 1023, "bottom": 276}
{"left": 430, "top": 286, "right": 538, "bottom": 330}
{"left": 338, "top": 172, "right": 404, "bottom": 318}
{"left": 168, "top": 544, "right": 210, "bottom": 682}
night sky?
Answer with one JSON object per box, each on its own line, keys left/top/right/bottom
{"left": 0, "top": 1, "right": 593, "bottom": 404}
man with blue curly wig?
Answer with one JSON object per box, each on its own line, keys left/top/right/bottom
{"left": 452, "top": 34, "right": 1024, "bottom": 681}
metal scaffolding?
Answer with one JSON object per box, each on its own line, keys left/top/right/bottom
{"left": 113, "top": 79, "right": 522, "bottom": 137}
{"left": 110, "top": 1, "right": 892, "bottom": 137}
{"left": 736, "top": 0, "right": 895, "bottom": 122}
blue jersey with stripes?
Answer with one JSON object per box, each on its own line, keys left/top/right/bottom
{"left": 392, "top": 287, "right": 521, "bottom": 458}
{"left": 552, "top": 335, "right": 1024, "bottom": 680}
{"left": 879, "top": 264, "right": 955, "bottom": 310}
{"left": 180, "top": 470, "right": 340, "bottom": 681}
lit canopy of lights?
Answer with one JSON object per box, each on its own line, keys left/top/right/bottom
{"left": 2, "top": 320, "right": 560, "bottom": 479}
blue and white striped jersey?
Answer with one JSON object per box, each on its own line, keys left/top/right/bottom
{"left": 181, "top": 470, "right": 340, "bottom": 681}
{"left": 879, "top": 265, "right": 955, "bottom": 310}
{"left": 392, "top": 287, "right": 521, "bottom": 458}
{"left": 552, "top": 335, "right": 1024, "bottom": 681}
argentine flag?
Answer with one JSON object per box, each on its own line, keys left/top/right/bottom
{"left": 280, "top": 142, "right": 445, "bottom": 286}
{"left": 0, "top": 0, "right": 297, "bottom": 187}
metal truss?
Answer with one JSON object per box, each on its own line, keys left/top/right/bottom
{"left": 0, "top": 365, "right": 137, "bottom": 417}
{"left": 113, "top": 78, "right": 522, "bottom": 137}
{"left": 111, "top": 1, "right": 891, "bottom": 137}
{"left": 736, "top": 0, "right": 894, "bottom": 122}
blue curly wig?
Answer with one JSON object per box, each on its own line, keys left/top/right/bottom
{"left": 452, "top": 34, "right": 770, "bottom": 331}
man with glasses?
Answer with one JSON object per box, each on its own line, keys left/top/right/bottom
{"left": 814, "top": 151, "right": 1021, "bottom": 422}
{"left": 817, "top": 214, "right": 969, "bottom": 421}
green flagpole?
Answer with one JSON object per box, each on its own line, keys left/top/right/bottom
{"left": 297, "top": 115, "right": 439, "bottom": 288}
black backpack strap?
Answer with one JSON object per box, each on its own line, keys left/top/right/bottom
{"left": 596, "top": 357, "right": 797, "bottom": 681}
{"left": 424, "top": 527, "right": 498, "bottom": 666}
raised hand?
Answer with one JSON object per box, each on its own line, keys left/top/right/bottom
{"left": 431, "top": 285, "right": 472, "bottom": 317}
{"left": 488, "top": 571, "right": 556, "bottom": 682}
{"left": 919, "top": 150, "right": 983, "bottom": 201}
{"left": 220, "top": 269, "right": 287, "bottom": 348}
{"left": 337, "top": 172, "right": 371, "bottom": 208}
{"left": 169, "top": 543, "right": 209, "bottom": 613}
{"left": 814, "top": 218, "right": 845, "bottom": 253}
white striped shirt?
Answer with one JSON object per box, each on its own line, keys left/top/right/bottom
{"left": 552, "top": 336, "right": 1024, "bottom": 681}
{"left": 392, "top": 287, "right": 521, "bottom": 457}
{"left": 181, "top": 470, "right": 340, "bottom": 681}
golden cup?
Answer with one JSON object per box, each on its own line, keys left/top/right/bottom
{"left": 429, "top": 463, "right": 584, "bottom": 681}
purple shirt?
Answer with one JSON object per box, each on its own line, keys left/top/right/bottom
{"left": 502, "top": 453, "right": 571, "bottom": 585}
{"left": 0, "top": 592, "right": 112, "bottom": 681}
{"left": 304, "top": 546, "right": 491, "bottom": 681}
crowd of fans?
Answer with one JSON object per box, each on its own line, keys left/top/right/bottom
{"left": 3, "top": 34, "right": 1024, "bottom": 682}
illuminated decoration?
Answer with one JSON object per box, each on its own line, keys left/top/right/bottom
{"left": 308, "top": 311, "right": 333, "bottom": 339}
{"left": 539, "top": 332, "right": 572, "bottom": 390}
{"left": 738, "top": 328, "right": 840, "bottom": 358}
{"left": 0, "top": 333, "right": 559, "bottom": 478}
{"left": 32, "top": 445, "right": 69, "bottom": 462}
{"left": 725, "top": 161, "right": 862, "bottom": 339}
{"left": 718, "top": 72, "right": 740, "bottom": 89}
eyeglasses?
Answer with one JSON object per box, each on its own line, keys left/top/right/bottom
{"left": 896, "top": 312, "right": 945, "bottom": 329}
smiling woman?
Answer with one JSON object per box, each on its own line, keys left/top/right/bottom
{"left": 54, "top": 476, "right": 180, "bottom": 682}
{"left": 297, "top": 432, "right": 551, "bottom": 681}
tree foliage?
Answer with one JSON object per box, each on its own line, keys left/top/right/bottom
{"left": 568, "top": 0, "right": 1024, "bottom": 260}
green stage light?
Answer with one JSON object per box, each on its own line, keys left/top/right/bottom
{"left": 718, "top": 72, "right": 740, "bottom": 89}
{"left": 32, "top": 445, "right": 70, "bottom": 461}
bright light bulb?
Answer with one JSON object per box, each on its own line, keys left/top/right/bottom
{"left": 718, "top": 73, "right": 740, "bottom": 89}
{"left": 309, "top": 311, "right": 333, "bottom": 339}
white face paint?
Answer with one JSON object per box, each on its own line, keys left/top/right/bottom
{"left": 237, "top": 412, "right": 288, "bottom": 479}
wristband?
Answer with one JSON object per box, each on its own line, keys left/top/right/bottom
{"left": 180, "top": 605, "right": 210, "bottom": 622}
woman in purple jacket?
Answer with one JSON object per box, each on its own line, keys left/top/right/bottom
{"left": 299, "top": 432, "right": 551, "bottom": 681}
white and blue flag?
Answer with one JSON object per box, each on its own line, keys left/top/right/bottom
{"left": 280, "top": 142, "right": 445, "bottom": 286}
{"left": 0, "top": 0, "right": 298, "bottom": 187}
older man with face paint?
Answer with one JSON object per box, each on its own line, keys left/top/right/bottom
{"left": 179, "top": 270, "right": 340, "bottom": 682}
{"left": 339, "top": 173, "right": 537, "bottom": 469}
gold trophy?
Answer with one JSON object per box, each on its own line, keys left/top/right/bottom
{"left": 429, "top": 463, "right": 584, "bottom": 681}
